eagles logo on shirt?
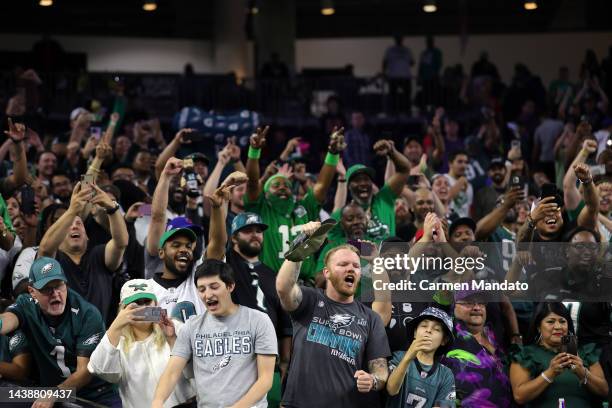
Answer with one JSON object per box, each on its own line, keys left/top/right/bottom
{"left": 212, "top": 355, "right": 231, "bottom": 372}
{"left": 294, "top": 205, "right": 307, "bottom": 218}
{"left": 329, "top": 314, "right": 355, "bottom": 329}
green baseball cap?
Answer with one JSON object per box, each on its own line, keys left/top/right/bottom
{"left": 120, "top": 279, "right": 157, "bottom": 305}
{"left": 159, "top": 227, "right": 197, "bottom": 249}
{"left": 231, "top": 212, "right": 268, "bottom": 235}
{"left": 345, "top": 164, "right": 376, "bottom": 183}
{"left": 29, "top": 257, "right": 67, "bottom": 290}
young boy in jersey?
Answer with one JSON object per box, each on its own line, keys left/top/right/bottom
{"left": 0, "top": 257, "right": 120, "bottom": 407}
{"left": 386, "top": 307, "right": 456, "bottom": 408}
{"left": 152, "top": 259, "right": 278, "bottom": 408}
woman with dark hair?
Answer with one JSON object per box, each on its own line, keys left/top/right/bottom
{"left": 510, "top": 302, "right": 608, "bottom": 407}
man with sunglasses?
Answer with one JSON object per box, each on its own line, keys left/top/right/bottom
{"left": 441, "top": 290, "right": 512, "bottom": 408}
{"left": 0, "top": 257, "right": 119, "bottom": 407}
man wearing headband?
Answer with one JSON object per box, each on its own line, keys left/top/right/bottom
{"left": 244, "top": 126, "right": 345, "bottom": 276}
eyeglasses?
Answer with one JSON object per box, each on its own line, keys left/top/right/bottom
{"left": 456, "top": 301, "right": 486, "bottom": 308}
{"left": 571, "top": 243, "right": 599, "bottom": 251}
{"left": 38, "top": 281, "right": 66, "bottom": 296}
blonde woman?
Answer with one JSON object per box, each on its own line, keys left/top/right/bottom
{"left": 88, "top": 279, "right": 194, "bottom": 408}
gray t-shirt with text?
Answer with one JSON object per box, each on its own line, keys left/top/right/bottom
{"left": 282, "top": 287, "right": 391, "bottom": 408}
{"left": 172, "top": 305, "right": 278, "bottom": 408}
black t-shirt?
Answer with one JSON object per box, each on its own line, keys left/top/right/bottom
{"left": 227, "top": 247, "right": 292, "bottom": 338}
{"left": 56, "top": 245, "right": 115, "bottom": 324}
{"left": 570, "top": 302, "right": 612, "bottom": 347}
{"left": 386, "top": 301, "right": 429, "bottom": 353}
{"left": 282, "top": 287, "right": 390, "bottom": 408}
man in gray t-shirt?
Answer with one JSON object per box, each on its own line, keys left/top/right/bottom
{"left": 152, "top": 259, "right": 278, "bottom": 408}
{"left": 276, "top": 225, "right": 391, "bottom": 408}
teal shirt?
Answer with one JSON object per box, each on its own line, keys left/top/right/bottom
{"left": 387, "top": 352, "right": 456, "bottom": 408}
{"left": 7, "top": 290, "right": 116, "bottom": 402}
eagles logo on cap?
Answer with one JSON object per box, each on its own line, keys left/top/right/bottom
{"left": 41, "top": 263, "right": 54, "bottom": 275}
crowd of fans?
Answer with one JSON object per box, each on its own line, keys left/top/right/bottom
{"left": 0, "top": 44, "right": 609, "bottom": 408}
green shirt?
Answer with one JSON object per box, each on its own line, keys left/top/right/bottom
{"left": 0, "top": 194, "right": 14, "bottom": 233}
{"left": 7, "top": 290, "right": 116, "bottom": 402}
{"left": 244, "top": 188, "right": 321, "bottom": 277}
{"left": 387, "top": 352, "right": 456, "bottom": 408}
{"left": 0, "top": 330, "right": 29, "bottom": 363}
{"left": 511, "top": 343, "right": 603, "bottom": 408}
{"left": 330, "top": 183, "right": 398, "bottom": 243}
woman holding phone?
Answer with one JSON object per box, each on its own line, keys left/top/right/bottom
{"left": 88, "top": 279, "right": 194, "bottom": 408}
{"left": 510, "top": 302, "right": 608, "bottom": 407}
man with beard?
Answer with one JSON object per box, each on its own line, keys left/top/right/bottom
{"left": 36, "top": 150, "right": 58, "bottom": 187}
{"left": 38, "top": 180, "right": 128, "bottom": 325}
{"left": 50, "top": 172, "right": 73, "bottom": 204}
{"left": 315, "top": 202, "right": 367, "bottom": 277}
{"left": 444, "top": 150, "right": 472, "bottom": 218}
{"left": 245, "top": 126, "right": 343, "bottom": 276}
{"left": 330, "top": 139, "right": 412, "bottom": 243}
{"left": 473, "top": 157, "right": 507, "bottom": 221}
{"left": 145, "top": 158, "right": 237, "bottom": 321}
{"left": 276, "top": 227, "right": 390, "bottom": 408}
{"left": 0, "top": 257, "right": 120, "bottom": 407}
{"left": 206, "top": 176, "right": 292, "bottom": 406}
{"left": 530, "top": 227, "right": 609, "bottom": 301}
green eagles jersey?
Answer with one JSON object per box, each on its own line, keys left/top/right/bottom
{"left": 387, "top": 352, "right": 456, "bottom": 408}
{"left": 330, "top": 184, "right": 397, "bottom": 243}
{"left": 7, "top": 289, "right": 115, "bottom": 402}
{"left": 0, "top": 330, "right": 29, "bottom": 363}
{"left": 244, "top": 188, "right": 321, "bottom": 277}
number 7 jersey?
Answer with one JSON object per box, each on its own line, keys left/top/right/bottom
{"left": 7, "top": 289, "right": 116, "bottom": 402}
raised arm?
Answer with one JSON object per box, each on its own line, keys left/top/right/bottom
{"left": 90, "top": 184, "right": 129, "bottom": 271}
{"left": 202, "top": 141, "right": 234, "bottom": 217}
{"left": 314, "top": 127, "right": 346, "bottom": 204}
{"left": 3, "top": 119, "right": 28, "bottom": 191}
{"left": 246, "top": 126, "right": 269, "bottom": 202}
{"left": 574, "top": 163, "right": 599, "bottom": 230}
{"left": 563, "top": 137, "right": 595, "bottom": 211}
{"left": 332, "top": 159, "right": 347, "bottom": 213}
{"left": 86, "top": 141, "right": 113, "bottom": 183}
{"left": 151, "top": 356, "right": 189, "bottom": 408}
{"left": 475, "top": 187, "right": 523, "bottom": 240}
{"left": 205, "top": 172, "right": 248, "bottom": 260}
{"left": 146, "top": 157, "right": 184, "bottom": 256}
{"left": 0, "top": 312, "right": 20, "bottom": 335}
{"left": 375, "top": 139, "right": 412, "bottom": 196}
{"left": 154, "top": 128, "right": 194, "bottom": 180}
{"left": 38, "top": 182, "right": 90, "bottom": 258}
{"left": 279, "top": 137, "right": 300, "bottom": 162}
{"left": 430, "top": 108, "right": 446, "bottom": 165}
{"left": 276, "top": 259, "right": 304, "bottom": 312}
{"left": 68, "top": 112, "right": 92, "bottom": 145}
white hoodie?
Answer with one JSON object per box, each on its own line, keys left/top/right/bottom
{"left": 88, "top": 333, "right": 194, "bottom": 408}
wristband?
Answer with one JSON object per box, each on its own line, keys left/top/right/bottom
{"left": 578, "top": 177, "right": 592, "bottom": 185}
{"left": 541, "top": 372, "right": 553, "bottom": 384}
{"left": 0, "top": 318, "right": 3, "bottom": 332}
{"left": 248, "top": 146, "right": 261, "bottom": 160}
{"left": 324, "top": 152, "right": 339, "bottom": 167}
{"left": 337, "top": 178, "right": 346, "bottom": 183}
{"left": 511, "top": 333, "right": 522, "bottom": 339}
{"left": 371, "top": 374, "right": 378, "bottom": 391}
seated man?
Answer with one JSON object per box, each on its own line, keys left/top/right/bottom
{"left": 0, "top": 257, "right": 119, "bottom": 406}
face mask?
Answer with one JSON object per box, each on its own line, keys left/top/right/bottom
{"left": 266, "top": 193, "right": 296, "bottom": 217}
